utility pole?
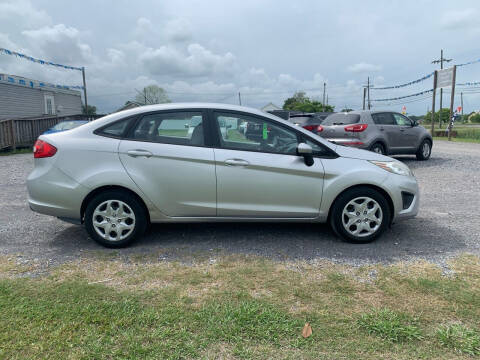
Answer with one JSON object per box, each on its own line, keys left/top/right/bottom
{"left": 367, "top": 77, "right": 371, "bottom": 110}
{"left": 461, "top": 92, "right": 464, "bottom": 117}
{"left": 362, "top": 87, "right": 366, "bottom": 110}
{"left": 326, "top": 94, "right": 328, "bottom": 106}
{"left": 430, "top": 71, "right": 437, "bottom": 136}
{"left": 322, "top": 82, "right": 326, "bottom": 106}
{"left": 432, "top": 49, "right": 452, "bottom": 128}
{"left": 238, "top": 92, "right": 242, "bottom": 106}
{"left": 144, "top": 88, "right": 147, "bottom": 104}
{"left": 81, "top": 67, "right": 88, "bottom": 118}
{"left": 447, "top": 65, "right": 457, "bottom": 141}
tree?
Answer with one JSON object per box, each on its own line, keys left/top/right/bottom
{"left": 283, "top": 91, "right": 334, "bottom": 112}
{"left": 82, "top": 104, "right": 97, "bottom": 115}
{"left": 135, "top": 85, "right": 171, "bottom": 105}
{"left": 423, "top": 108, "right": 450, "bottom": 126}
{"left": 469, "top": 112, "right": 480, "bottom": 123}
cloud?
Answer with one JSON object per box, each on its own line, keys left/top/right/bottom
{"left": 140, "top": 43, "right": 236, "bottom": 77}
{"left": 347, "top": 62, "right": 382, "bottom": 73}
{"left": 441, "top": 8, "right": 478, "bottom": 30}
{"left": 164, "top": 18, "right": 192, "bottom": 42}
{"left": 22, "top": 24, "right": 91, "bottom": 64}
{"left": 0, "top": 0, "right": 51, "bottom": 29}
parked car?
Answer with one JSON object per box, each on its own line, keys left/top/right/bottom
{"left": 27, "top": 103, "right": 419, "bottom": 248}
{"left": 288, "top": 113, "right": 331, "bottom": 135}
{"left": 318, "top": 111, "right": 432, "bottom": 160}
{"left": 42, "top": 120, "right": 89, "bottom": 135}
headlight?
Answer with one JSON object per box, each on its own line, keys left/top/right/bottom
{"left": 369, "top": 161, "right": 413, "bottom": 177}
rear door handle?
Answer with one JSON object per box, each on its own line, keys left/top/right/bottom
{"left": 224, "top": 159, "right": 250, "bottom": 166}
{"left": 380, "top": 127, "right": 385, "bottom": 131}
{"left": 127, "top": 149, "right": 153, "bottom": 158}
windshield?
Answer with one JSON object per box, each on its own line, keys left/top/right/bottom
{"left": 322, "top": 113, "right": 360, "bottom": 125}
{"left": 51, "top": 121, "right": 88, "bottom": 131}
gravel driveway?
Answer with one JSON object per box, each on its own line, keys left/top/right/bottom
{"left": 1, "top": 140, "right": 479, "bottom": 266}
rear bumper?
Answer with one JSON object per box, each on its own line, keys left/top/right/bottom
{"left": 324, "top": 138, "right": 369, "bottom": 149}
{"left": 27, "top": 161, "right": 89, "bottom": 221}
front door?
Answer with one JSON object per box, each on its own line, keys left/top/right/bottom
{"left": 212, "top": 111, "right": 324, "bottom": 218}
{"left": 392, "top": 113, "right": 419, "bottom": 152}
{"left": 118, "top": 110, "right": 217, "bottom": 217}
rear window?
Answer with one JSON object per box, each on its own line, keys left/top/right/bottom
{"left": 322, "top": 113, "right": 360, "bottom": 125}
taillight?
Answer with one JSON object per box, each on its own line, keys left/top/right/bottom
{"left": 303, "top": 125, "right": 324, "bottom": 132}
{"left": 33, "top": 140, "right": 57, "bottom": 158}
{"left": 344, "top": 124, "right": 368, "bottom": 132}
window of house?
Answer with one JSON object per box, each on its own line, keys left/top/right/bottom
{"left": 44, "top": 95, "right": 55, "bottom": 115}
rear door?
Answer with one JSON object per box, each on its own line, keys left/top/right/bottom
{"left": 371, "top": 112, "right": 398, "bottom": 150}
{"left": 118, "top": 110, "right": 217, "bottom": 217}
{"left": 212, "top": 111, "right": 325, "bottom": 218}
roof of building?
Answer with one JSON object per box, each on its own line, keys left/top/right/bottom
{"left": 0, "top": 73, "right": 81, "bottom": 96}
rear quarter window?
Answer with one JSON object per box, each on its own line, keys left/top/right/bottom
{"left": 322, "top": 113, "right": 360, "bottom": 125}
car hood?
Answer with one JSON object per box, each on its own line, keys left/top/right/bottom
{"left": 334, "top": 145, "right": 393, "bottom": 161}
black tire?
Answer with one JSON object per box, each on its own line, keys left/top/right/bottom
{"left": 370, "top": 142, "right": 385, "bottom": 155}
{"left": 416, "top": 139, "right": 432, "bottom": 160}
{"left": 84, "top": 190, "right": 147, "bottom": 248}
{"left": 330, "top": 187, "right": 391, "bottom": 243}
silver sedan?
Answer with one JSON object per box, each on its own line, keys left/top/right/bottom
{"left": 27, "top": 103, "right": 419, "bottom": 247}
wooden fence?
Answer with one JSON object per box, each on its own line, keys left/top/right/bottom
{"left": 0, "top": 114, "right": 104, "bottom": 150}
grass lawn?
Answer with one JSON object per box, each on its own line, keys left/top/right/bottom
{"left": 1, "top": 254, "right": 479, "bottom": 359}
{"left": 0, "top": 148, "right": 32, "bottom": 156}
{"left": 424, "top": 124, "right": 480, "bottom": 143}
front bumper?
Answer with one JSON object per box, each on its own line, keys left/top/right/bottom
{"left": 382, "top": 173, "right": 420, "bottom": 222}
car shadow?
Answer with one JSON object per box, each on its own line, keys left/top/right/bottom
{"left": 48, "top": 215, "right": 467, "bottom": 265}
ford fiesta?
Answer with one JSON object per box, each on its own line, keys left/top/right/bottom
{"left": 27, "top": 103, "right": 419, "bottom": 247}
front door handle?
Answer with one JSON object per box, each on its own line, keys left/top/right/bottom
{"left": 224, "top": 159, "right": 250, "bottom": 166}
{"left": 127, "top": 149, "right": 153, "bottom": 158}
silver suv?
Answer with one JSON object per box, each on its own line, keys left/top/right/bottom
{"left": 318, "top": 111, "right": 432, "bottom": 160}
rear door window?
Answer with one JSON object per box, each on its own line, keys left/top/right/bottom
{"left": 322, "top": 113, "right": 360, "bottom": 125}
{"left": 129, "top": 112, "right": 205, "bottom": 146}
{"left": 371, "top": 113, "right": 395, "bottom": 125}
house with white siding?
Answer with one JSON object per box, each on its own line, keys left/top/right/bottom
{"left": 0, "top": 73, "right": 82, "bottom": 120}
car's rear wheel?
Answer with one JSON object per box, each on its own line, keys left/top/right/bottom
{"left": 85, "top": 190, "right": 147, "bottom": 248}
{"left": 330, "top": 187, "right": 390, "bottom": 243}
{"left": 416, "top": 139, "right": 431, "bottom": 160}
{"left": 370, "top": 142, "right": 385, "bottom": 155}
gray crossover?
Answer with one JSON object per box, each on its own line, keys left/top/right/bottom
{"left": 319, "top": 111, "right": 433, "bottom": 160}
{"left": 27, "top": 103, "right": 419, "bottom": 247}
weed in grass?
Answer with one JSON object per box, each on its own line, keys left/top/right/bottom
{"left": 358, "top": 308, "right": 423, "bottom": 342}
{"left": 436, "top": 324, "right": 480, "bottom": 356}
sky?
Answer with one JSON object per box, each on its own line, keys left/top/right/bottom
{"left": 1, "top": 0, "right": 480, "bottom": 115}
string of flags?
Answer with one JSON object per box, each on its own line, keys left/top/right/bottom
{"left": 371, "top": 89, "right": 433, "bottom": 102}
{"left": 0, "top": 47, "right": 83, "bottom": 71}
{"left": 371, "top": 72, "right": 434, "bottom": 90}
{"left": 457, "top": 81, "right": 480, "bottom": 86}
{"left": 457, "top": 58, "right": 480, "bottom": 67}
{"left": 0, "top": 73, "right": 84, "bottom": 91}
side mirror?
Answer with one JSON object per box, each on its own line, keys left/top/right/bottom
{"left": 411, "top": 120, "right": 418, "bottom": 127}
{"left": 297, "top": 143, "right": 314, "bottom": 166}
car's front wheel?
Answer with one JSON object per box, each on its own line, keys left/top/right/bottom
{"left": 85, "top": 190, "right": 147, "bottom": 248}
{"left": 330, "top": 187, "right": 391, "bottom": 243}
